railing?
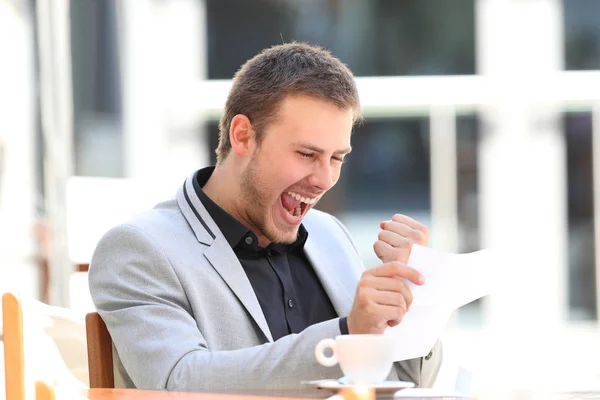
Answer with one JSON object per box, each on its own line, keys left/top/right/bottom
{"left": 168, "top": 71, "right": 600, "bottom": 119}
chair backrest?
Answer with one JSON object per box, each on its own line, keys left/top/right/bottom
{"left": 85, "top": 312, "right": 114, "bottom": 388}
{"left": 35, "top": 381, "right": 55, "bottom": 400}
{"left": 3, "top": 292, "right": 25, "bottom": 400}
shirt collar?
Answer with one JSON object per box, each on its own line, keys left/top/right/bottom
{"left": 193, "top": 167, "right": 308, "bottom": 253}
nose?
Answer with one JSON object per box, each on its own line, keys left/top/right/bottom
{"left": 308, "top": 160, "right": 336, "bottom": 192}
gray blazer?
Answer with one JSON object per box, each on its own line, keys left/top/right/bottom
{"left": 88, "top": 172, "right": 441, "bottom": 391}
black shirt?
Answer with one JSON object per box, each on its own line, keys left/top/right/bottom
{"left": 193, "top": 167, "right": 348, "bottom": 340}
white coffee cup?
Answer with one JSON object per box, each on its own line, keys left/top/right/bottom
{"left": 315, "top": 334, "right": 395, "bottom": 384}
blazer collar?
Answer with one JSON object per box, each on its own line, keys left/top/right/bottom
{"left": 176, "top": 171, "right": 219, "bottom": 245}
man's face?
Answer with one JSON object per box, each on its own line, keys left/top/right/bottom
{"left": 239, "top": 95, "right": 353, "bottom": 245}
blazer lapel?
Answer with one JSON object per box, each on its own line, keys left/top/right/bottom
{"left": 203, "top": 236, "right": 273, "bottom": 342}
{"left": 176, "top": 172, "right": 274, "bottom": 342}
{"left": 304, "top": 234, "right": 354, "bottom": 318}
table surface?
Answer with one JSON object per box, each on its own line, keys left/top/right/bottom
{"left": 80, "top": 387, "right": 600, "bottom": 400}
{"left": 83, "top": 389, "right": 322, "bottom": 400}
{"left": 80, "top": 388, "right": 465, "bottom": 400}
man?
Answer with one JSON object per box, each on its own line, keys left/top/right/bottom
{"left": 89, "top": 42, "right": 441, "bottom": 391}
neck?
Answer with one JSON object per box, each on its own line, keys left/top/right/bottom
{"left": 202, "top": 164, "right": 239, "bottom": 218}
{"left": 203, "top": 163, "right": 271, "bottom": 247}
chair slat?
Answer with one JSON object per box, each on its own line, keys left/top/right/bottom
{"left": 85, "top": 312, "right": 114, "bottom": 388}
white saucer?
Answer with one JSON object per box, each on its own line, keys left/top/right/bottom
{"left": 316, "top": 379, "right": 415, "bottom": 393}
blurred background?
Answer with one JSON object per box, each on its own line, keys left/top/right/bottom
{"left": 2, "top": 0, "right": 600, "bottom": 394}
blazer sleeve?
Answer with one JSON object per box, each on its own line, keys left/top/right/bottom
{"left": 88, "top": 223, "right": 345, "bottom": 391}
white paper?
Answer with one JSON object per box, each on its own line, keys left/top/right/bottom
{"left": 386, "top": 245, "right": 498, "bottom": 361}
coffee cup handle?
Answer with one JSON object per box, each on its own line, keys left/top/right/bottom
{"left": 315, "top": 338, "right": 338, "bottom": 367}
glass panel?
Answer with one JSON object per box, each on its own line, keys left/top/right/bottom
{"left": 456, "top": 114, "right": 479, "bottom": 254}
{"left": 70, "top": 0, "right": 123, "bottom": 177}
{"left": 564, "top": 0, "right": 600, "bottom": 70}
{"left": 339, "top": 117, "right": 431, "bottom": 213}
{"left": 206, "top": 0, "right": 476, "bottom": 79}
{"left": 207, "top": 122, "right": 220, "bottom": 166}
{"left": 564, "top": 112, "right": 596, "bottom": 321}
{"left": 456, "top": 114, "right": 482, "bottom": 327}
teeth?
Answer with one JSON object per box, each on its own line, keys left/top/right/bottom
{"left": 287, "top": 191, "right": 317, "bottom": 205}
{"left": 284, "top": 204, "right": 303, "bottom": 218}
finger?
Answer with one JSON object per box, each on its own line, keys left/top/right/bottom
{"left": 365, "top": 261, "right": 425, "bottom": 285}
{"left": 360, "top": 300, "right": 406, "bottom": 324}
{"left": 367, "top": 278, "right": 413, "bottom": 310}
{"left": 361, "top": 275, "right": 413, "bottom": 293}
{"left": 373, "top": 239, "right": 393, "bottom": 263}
{"left": 396, "top": 279, "right": 413, "bottom": 309}
{"left": 375, "top": 303, "right": 407, "bottom": 326}
{"left": 391, "top": 214, "right": 430, "bottom": 235}
{"left": 354, "top": 288, "right": 406, "bottom": 319}
{"left": 373, "top": 239, "right": 410, "bottom": 264}
{"left": 379, "top": 221, "right": 426, "bottom": 245}
{"left": 369, "top": 289, "right": 407, "bottom": 309}
{"left": 378, "top": 229, "right": 415, "bottom": 248}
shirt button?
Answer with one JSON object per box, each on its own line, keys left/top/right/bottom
{"left": 425, "top": 351, "right": 433, "bottom": 360}
{"left": 245, "top": 237, "right": 253, "bottom": 245}
{"left": 288, "top": 299, "right": 294, "bottom": 308}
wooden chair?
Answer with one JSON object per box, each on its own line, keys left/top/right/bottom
{"left": 85, "top": 312, "right": 114, "bottom": 388}
{"left": 34, "top": 381, "right": 55, "bottom": 400}
{"left": 3, "top": 292, "right": 25, "bottom": 400}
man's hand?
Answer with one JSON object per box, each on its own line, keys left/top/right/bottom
{"left": 374, "top": 214, "right": 430, "bottom": 264}
{"left": 347, "top": 261, "right": 425, "bottom": 334}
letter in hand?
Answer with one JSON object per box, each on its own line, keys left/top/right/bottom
{"left": 374, "top": 214, "right": 430, "bottom": 264}
{"left": 347, "top": 261, "right": 425, "bottom": 334}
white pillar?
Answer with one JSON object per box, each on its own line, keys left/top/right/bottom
{"left": 0, "top": 2, "right": 39, "bottom": 299}
{"left": 430, "top": 106, "right": 458, "bottom": 253}
{"left": 477, "top": 0, "right": 567, "bottom": 329}
{"left": 36, "top": 0, "right": 75, "bottom": 306}
{"left": 119, "top": 0, "right": 209, "bottom": 190}
{"left": 119, "top": 0, "right": 165, "bottom": 181}
{"left": 157, "top": 0, "right": 210, "bottom": 181}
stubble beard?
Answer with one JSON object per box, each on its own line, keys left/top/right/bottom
{"left": 240, "top": 155, "right": 298, "bottom": 245}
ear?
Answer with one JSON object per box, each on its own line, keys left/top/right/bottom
{"left": 229, "top": 114, "right": 256, "bottom": 158}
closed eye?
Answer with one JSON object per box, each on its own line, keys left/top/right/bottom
{"left": 298, "top": 151, "right": 314, "bottom": 159}
{"left": 332, "top": 156, "right": 345, "bottom": 163}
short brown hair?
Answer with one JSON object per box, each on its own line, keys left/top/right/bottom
{"left": 216, "top": 42, "right": 361, "bottom": 164}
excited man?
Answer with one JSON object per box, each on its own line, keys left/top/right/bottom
{"left": 89, "top": 42, "right": 441, "bottom": 391}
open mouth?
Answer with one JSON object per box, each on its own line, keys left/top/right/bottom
{"left": 280, "top": 191, "right": 317, "bottom": 221}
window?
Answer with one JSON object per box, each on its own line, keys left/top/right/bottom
{"left": 564, "top": 0, "right": 600, "bottom": 71}
{"left": 564, "top": 112, "right": 596, "bottom": 320}
{"left": 70, "top": 0, "right": 123, "bottom": 177}
{"left": 206, "top": 0, "right": 476, "bottom": 79}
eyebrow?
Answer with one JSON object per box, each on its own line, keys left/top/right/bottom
{"left": 296, "top": 142, "right": 352, "bottom": 155}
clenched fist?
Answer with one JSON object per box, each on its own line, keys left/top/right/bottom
{"left": 374, "top": 214, "right": 430, "bottom": 264}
